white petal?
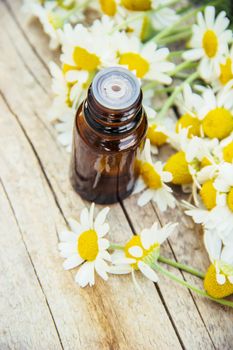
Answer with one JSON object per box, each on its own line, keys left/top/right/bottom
{"left": 59, "top": 229, "right": 77, "bottom": 242}
{"left": 137, "top": 189, "right": 154, "bottom": 206}
{"left": 96, "top": 223, "right": 109, "bottom": 238}
{"left": 94, "top": 207, "right": 110, "bottom": 228}
{"left": 98, "top": 238, "right": 110, "bottom": 250}
{"left": 63, "top": 254, "right": 83, "bottom": 270}
{"left": 216, "top": 273, "right": 226, "bottom": 285}
{"left": 128, "top": 246, "right": 143, "bottom": 258}
{"left": 68, "top": 218, "right": 83, "bottom": 235}
{"left": 75, "top": 262, "right": 94, "bottom": 287}
{"left": 95, "top": 258, "right": 109, "bottom": 281}
{"left": 80, "top": 208, "right": 90, "bottom": 230}
{"left": 138, "top": 261, "right": 159, "bottom": 282}
{"left": 109, "top": 265, "right": 132, "bottom": 274}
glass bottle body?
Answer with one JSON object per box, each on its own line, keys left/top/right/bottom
{"left": 70, "top": 99, "right": 147, "bottom": 204}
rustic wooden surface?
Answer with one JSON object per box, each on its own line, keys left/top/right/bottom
{"left": 0, "top": 1, "right": 233, "bottom": 349}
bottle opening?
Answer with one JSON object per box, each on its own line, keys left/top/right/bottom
{"left": 91, "top": 67, "right": 141, "bottom": 110}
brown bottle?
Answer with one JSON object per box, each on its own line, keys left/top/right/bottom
{"left": 70, "top": 67, "right": 147, "bottom": 204}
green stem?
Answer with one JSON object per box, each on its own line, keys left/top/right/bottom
{"left": 158, "top": 256, "right": 205, "bottom": 279}
{"left": 170, "top": 61, "right": 197, "bottom": 76}
{"left": 157, "top": 30, "right": 192, "bottom": 45}
{"left": 109, "top": 243, "right": 124, "bottom": 251}
{"left": 156, "top": 71, "right": 199, "bottom": 120}
{"left": 168, "top": 50, "right": 185, "bottom": 58}
{"left": 153, "top": 262, "right": 233, "bottom": 308}
{"left": 154, "top": 86, "right": 175, "bottom": 94}
{"left": 142, "top": 81, "right": 158, "bottom": 92}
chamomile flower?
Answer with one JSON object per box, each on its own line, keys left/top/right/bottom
{"left": 59, "top": 17, "right": 118, "bottom": 74}
{"left": 214, "top": 133, "right": 233, "bottom": 163}
{"left": 48, "top": 62, "right": 88, "bottom": 121}
{"left": 198, "top": 83, "right": 233, "bottom": 140}
{"left": 164, "top": 128, "right": 193, "bottom": 187}
{"left": 213, "top": 46, "right": 233, "bottom": 89}
{"left": 134, "top": 139, "right": 176, "bottom": 210}
{"left": 209, "top": 163, "right": 233, "bottom": 244}
{"left": 58, "top": 203, "right": 111, "bottom": 287}
{"left": 204, "top": 230, "right": 233, "bottom": 298}
{"left": 183, "top": 6, "right": 232, "bottom": 81}
{"left": 110, "top": 222, "right": 178, "bottom": 286}
{"left": 175, "top": 84, "right": 204, "bottom": 138}
{"left": 150, "top": 0, "right": 180, "bottom": 31}
{"left": 145, "top": 105, "right": 175, "bottom": 154}
{"left": 117, "top": 33, "right": 175, "bottom": 83}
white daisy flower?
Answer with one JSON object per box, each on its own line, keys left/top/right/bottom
{"left": 110, "top": 222, "right": 178, "bottom": 286}
{"left": 59, "top": 16, "right": 118, "bottom": 73}
{"left": 150, "top": 0, "right": 180, "bottom": 31}
{"left": 213, "top": 45, "right": 233, "bottom": 89}
{"left": 48, "top": 62, "right": 88, "bottom": 121}
{"left": 145, "top": 105, "right": 175, "bottom": 154}
{"left": 185, "top": 163, "right": 233, "bottom": 245}
{"left": 117, "top": 33, "right": 175, "bottom": 84}
{"left": 198, "top": 82, "right": 233, "bottom": 140}
{"left": 213, "top": 133, "right": 233, "bottom": 164}
{"left": 204, "top": 230, "right": 233, "bottom": 285}
{"left": 175, "top": 84, "right": 204, "bottom": 138}
{"left": 183, "top": 6, "right": 232, "bottom": 81}
{"left": 58, "top": 203, "right": 111, "bottom": 287}
{"left": 134, "top": 139, "right": 176, "bottom": 210}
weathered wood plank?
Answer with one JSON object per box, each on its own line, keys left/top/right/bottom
{"left": 0, "top": 3, "right": 183, "bottom": 349}
{"left": 0, "top": 179, "right": 62, "bottom": 350}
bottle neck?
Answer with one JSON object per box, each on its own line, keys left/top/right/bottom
{"left": 84, "top": 85, "right": 143, "bottom": 135}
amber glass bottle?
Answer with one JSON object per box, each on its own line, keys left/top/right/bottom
{"left": 70, "top": 67, "right": 147, "bottom": 204}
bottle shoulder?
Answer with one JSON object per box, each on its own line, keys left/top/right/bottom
{"left": 75, "top": 103, "right": 148, "bottom": 153}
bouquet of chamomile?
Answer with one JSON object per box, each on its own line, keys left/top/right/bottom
{"left": 24, "top": 0, "right": 233, "bottom": 307}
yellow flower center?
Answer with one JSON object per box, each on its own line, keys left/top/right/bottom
{"left": 176, "top": 113, "right": 201, "bottom": 137}
{"left": 202, "top": 108, "right": 233, "bottom": 140}
{"left": 199, "top": 180, "right": 217, "bottom": 210}
{"left": 200, "top": 157, "right": 212, "bottom": 168}
{"left": 223, "top": 141, "right": 233, "bottom": 163}
{"left": 204, "top": 264, "right": 233, "bottom": 298}
{"left": 99, "top": 0, "right": 117, "bottom": 16}
{"left": 147, "top": 124, "right": 167, "bottom": 146}
{"left": 62, "top": 63, "right": 79, "bottom": 74}
{"left": 202, "top": 30, "right": 218, "bottom": 58}
{"left": 73, "top": 47, "right": 100, "bottom": 72}
{"left": 227, "top": 188, "right": 233, "bottom": 212}
{"left": 78, "top": 229, "right": 99, "bottom": 261}
{"left": 140, "top": 162, "right": 162, "bottom": 189}
{"left": 124, "top": 235, "right": 158, "bottom": 270}
{"left": 65, "top": 82, "right": 74, "bottom": 107}
{"left": 119, "top": 53, "right": 149, "bottom": 78}
{"left": 164, "top": 151, "right": 192, "bottom": 185}
{"left": 219, "top": 58, "right": 233, "bottom": 86}
{"left": 121, "top": 0, "right": 151, "bottom": 11}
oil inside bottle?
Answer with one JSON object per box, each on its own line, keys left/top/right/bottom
{"left": 70, "top": 67, "right": 147, "bottom": 204}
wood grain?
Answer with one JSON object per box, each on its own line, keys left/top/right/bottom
{"left": 0, "top": 1, "right": 183, "bottom": 349}
{"left": 0, "top": 0, "right": 232, "bottom": 349}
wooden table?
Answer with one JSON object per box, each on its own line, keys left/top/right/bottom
{"left": 0, "top": 1, "right": 233, "bottom": 349}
